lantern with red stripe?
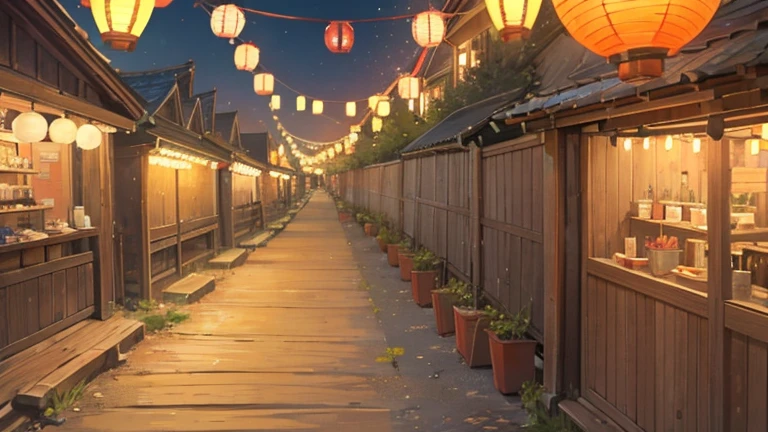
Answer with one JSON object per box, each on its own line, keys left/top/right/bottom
{"left": 234, "top": 42, "right": 260, "bottom": 71}
{"left": 253, "top": 73, "right": 274, "bottom": 96}
{"left": 210, "top": 4, "right": 245, "bottom": 39}
{"left": 412, "top": 10, "right": 445, "bottom": 48}
{"left": 324, "top": 21, "right": 355, "bottom": 54}
{"left": 80, "top": 0, "right": 173, "bottom": 52}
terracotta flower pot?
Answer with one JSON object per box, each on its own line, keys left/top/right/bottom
{"left": 376, "top": 237, "right": 387, "bottom": 253}
{"left": 398, "top": 252, "right": 414, "bottom": 281}
{"left": 386, "top": 244, "right": 400, "bottom": 266}
{"left": 338, "top": 211, "right": 352, "bottom": 223}
{"left": 411, "top": 270, "right": 436, "bottom": 307}
{"left": 364, "top": 223, "right": 378, "bottom": 237}
{"left": 431, "top": 290, "right": 459, "bottom": 336}
{"left": 487, "top": 331, "right": 537, "bottom": 394}
{"left": 453, "top": 307, "right": 491, "bottom": 367}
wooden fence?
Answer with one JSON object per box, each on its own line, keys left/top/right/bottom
{"left": 333, "top": 135, "right": 545, "bottom": 340}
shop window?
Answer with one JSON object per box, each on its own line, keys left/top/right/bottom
{"left": 587, "top": 135, "right": 710, "bottom": 295}
{"left": 457, "top": 30, "right": 489, "bottom": 82}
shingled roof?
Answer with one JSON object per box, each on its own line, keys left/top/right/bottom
{"left": 119, "top": 62, "right": 194, "bottom": 114}
{"left": 214, "top": 111, "right": 237, "bottom": 144}
{"left": 195, "top": 90, "right": 216, "bottom": 134}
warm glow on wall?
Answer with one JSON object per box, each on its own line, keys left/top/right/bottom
{"left": 751, "top": 139, "right": 761, "bottom": 156}
{"left": 623, "top": 138, "right": 631, "bottom": 151}
{"left": 692, "top": 138, "right": 701, "bottom": 154}
{"left": 643, "top": 137, "right": 650, "bottom": 150}
{"left": 665, "top": 135, "right": 673, "bottom": 151}
{"left": 485, "top": 0, "right": 543, "bottom": 42}
{"left": 82, "top": 0, "right": 171, "bottom": 52}
{"left": 552, "top": 0, "right": 720, "bottom": 82}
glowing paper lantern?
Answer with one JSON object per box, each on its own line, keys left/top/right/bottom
{"left": 335, "top": 142, "right": 343, "bottom": 153}
{"left": 234, "top": 42, "right": 259, "bottom": 71}
{"left": 81, "top": 0, "right": 172, "bottom": 52}
{"left": 12, "top": 111, "right": 48, "bottom": 143}
{"left": 552, "top": 0, "right": 720, "bottom": 82}
{"left": 327, "top": 148, "right": 335, "bottom": 158}
{"left": 350, "top": 125, "right": 361, "bottom": 133}
{"left": 269, "top": 171, "right": 280, "bottom": 178}
{"left": 398, "top": 76, "right": 420, "bottom": 100}
{"left": 349, "top": 132, "right": 359, "bottom": 144}
{"left": 253, "top": 73, "right": 274, "bottom": 96}
{"left": 76, "top": 124, "right": 103, "bottom": 150}
{"left": 210, "top": 4, "right": 245, "bottom": 39}
{"left": 376, "top": 100, "right": 390, "bottom": 117}
{"left": 412, "top": 11, "right": 445, "bottom": 48}
{"left": 485, "top": 0, "right": 542, "bottom": 42}
{"left": 368, "top": 95, "right": 381, "bottom": 110}
{"left": 312, "top": 100, "right": 324, "bottom": 115}
{"left": 282, "top": 174, "right": 290, "bottom": 180}
{"left": 346, "top": 102, "right": 356, "bottom": 117}
{"left": 271, "top": 95, "right": 281, "bottom": 110}
{"left": 643, "top": 137, "right": 650, "bottom": 150}
{"left": 372, "top": 116, "right": 383, "bottom": 133}
{"left": 324, "top": 21, "right": 355, "bottom": 53}
{"left": 278, "top": 144, "right": 285, "bottom": 157}
{"left": 297, "top": 96, "right": 306, "bottom": 111}
{"left": 48, "top": 117, "right": 78, "bottom": 144}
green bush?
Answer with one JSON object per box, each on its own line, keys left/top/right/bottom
{"left": 398, "top": 237, "right": 413, "bottom": 252}
{"left": 377, "top": 226, "right": 401, "bottom": 245}
{"left": 412, "top": 248, "right": 440, "bottom": 271}
{"left": 521, "top": 381, "right": 579, "bottom": 431}
{"left": 486, "top": 305, "right": 531, "bottom": 341}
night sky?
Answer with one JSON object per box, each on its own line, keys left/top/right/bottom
{"left": 63, "top": 0, "right": 427, "bottom": 142}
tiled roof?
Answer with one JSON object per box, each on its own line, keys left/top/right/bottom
{"left": 241, "top": 132, "right": 269, "bottom": 164}
{"left": 195, "top": 90, "right": 216, "bottom": 133}
{"left": 181, "top": 98, "right": 198, "bottom": 127}
{"left": 401, "top": 88, "right": 525, "bottom": 153}
{"left": 119, "top": 62, "right": 193, "bottom": 114}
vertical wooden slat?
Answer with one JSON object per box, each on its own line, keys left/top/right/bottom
{"left": 587, "top": 275, "right": 597, "bottom": 391}
{"left": 7, "top": 284, "right": 26, "bottom": 343}
{"left": 531, "top": 146, "right": 543, "bottom": 233}
{"left": 0, "top": 288, "right": 8, "bottom": 348}
{"left": 663, "top": 305, "right": 676, "bottom": 430}
{"left": 655, "top": 301, "right": 666, "bottom": 432}
{"left": 38, "top": 274, "right": 53, "bottom": 329}
{"left": 746, "top": 338, "right": 767, "bottom": 432}
{"left": 728, "top": 332, "right": 748, "bottom": 432}
{"left": 674, "top": 309, "right": 688, "bottom": 432}
{"left": 698, "top": 319, "right": 710, "bottom": 432}
{"left": 595, "top": 279, "right": 607, "bottom": 396}
{"left": 512, "top": 150, "right": 522, "bottom": 227}
{"left": 24, "top": 279, "right": 39, "bottom": 338}
{"left": 636, "top": 294, "right": 648, "bottom": 429}
{"left": 66, "top": 267, "right": 78, "bottom": 316}
{"left": 52, "top": 270, "right": 66, "bottom": 322}
{"left": 606, "top": 283, "right": 617, "bottom": 404}
{"left": 470, "top": 144, "right": 482, "bottom": 289}
{"left": 85, "top": 262, "right": 95, "bottom": 308}
{"left": 592, "top": 138, "right": 606, "bottom": 258}
{"left": 77, "top": 265, "right": 87, "bottom": 310}
{"left": 686, "top": 315, "right": 699, "bottom": 432}
{"left": 645, "top": 297, "right": 657, "bottom": 429}
{"left": 522, "top": 148, "right": 532, "bottom": 230}
{"left": 616, "top": 286, "right": 627, "bottom": 414}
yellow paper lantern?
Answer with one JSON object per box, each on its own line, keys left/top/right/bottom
{"left": 83, "top": 0, "right": 170, "bottom": 52}
{"left": 346, "top": 102, "right": 357, "bottom": 117}
{"left": 76, "top": 124, "right": 103, "bottom": 150}
{"left": 297, "top": 96, "right": 307, "bottom": 111}
{"left": 48, "top": 117, "right": 78, "bottom": 144}
{"left": 552, "top": 0, "right": 720, "bottom": 82}
{"left": 335, "top": 142, "right": 343, "bottom": 153}
{"left": 350, "top": 124, "right": 361, "bottom": 133}
{"left": 398, "top": 76, "right": 420, "bottom": 100}
{"left": 328, "top": 148, "right": 335, "bottom": 158}
{"left": 349, "top": 132, "right": 359, "bottom": 144}
{"left": 12, "top": 111, "right": 48, "bottom": 143}
{"left": 412, "top": 11, "right": 445, "bottom": 48}
{"left": 271, "top": 95, "right": 281, "bottom": 110}
{"left": 278, "top": 144, "right": 285, "bottom": 156}
{"left": 485, "top": 0, "right": 543, "bottom": 42}
{"left": 312, "top": 100, "right": 324, "bottom": 115}
{"left": 234, "top": 42, "right": 259, "bottom": 71}
{"left": 368, "top": 95, "right": 381, "bottom": 110}
{"left": 372, "top": 116, "right": 383, "bottom": 133}
{"left": 376, "top": 100, "right": 391, "bottom": 117}
{"left": 253, "top": 73, "right": 274, "bottom": 96}
{"left": 210, "top": 4, "right": 245, "bottom": 39}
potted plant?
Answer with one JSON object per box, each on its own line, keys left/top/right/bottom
{"left": 411, "top": 249, "right": 440, "bottom": 307}
{"left": 397, "top": 239, "right": 414, "bottom": 281}
{"left": 375, "top": 226, "right": 390, "bottom": 253}
{"left": 431, "top": 278, "right": 468, "bottom": 336}
{"left": 358, "top": 212, "right": 377, "bottom": 236}
{"left": 485, "top": 306, "right": 536, "bottom": 394}
{"left": 453, "top": 288, "right": 491, "bottom": 368}
{"left": 336, "top": 201, "right": 352, "bottom": 223}
{"left": 385, "top": 231, "right": 402, "bottom": 267}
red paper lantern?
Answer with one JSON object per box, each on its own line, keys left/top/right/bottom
{"left": 324, "top": 21, "right": 355, "bottom": 54}
{"left": 553, "top": 0, "right": 720, "bottom": 82}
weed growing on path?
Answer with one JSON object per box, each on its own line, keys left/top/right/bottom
{"left": 44, "top": 379, "right": 86, "bottom": 417}
{"left": 376, "top": 347, "right": 405, "bottom": 370}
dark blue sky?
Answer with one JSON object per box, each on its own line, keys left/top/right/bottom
{"left": 64, "top": 0, "right": 426, "bottom": 141}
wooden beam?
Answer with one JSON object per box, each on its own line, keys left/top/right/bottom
{"left": 470, "top": 143, "right": 482, "bottom": 290}
{"left": 707, "top": 138, "right": 731, "bottom": 431}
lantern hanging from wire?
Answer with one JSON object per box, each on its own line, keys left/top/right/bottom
{"left": 312, "top": 100, "right": 324, "bottom": 115}
{"left": 346, "top": 102, "right": 357, "bottom": 117}
{"left": 412, "top": 10, "right": 445, "bottom": 48}
{"left": 398, "top": 76, "right": 420, "bottom": 100}
{"left": 376, "top": 99, "right": 391, "bottom": 117}
{"left": 349, "top": 132, "right": 359, "bottom": 144}
{"left": 80, "top": 0, "right": 172, "bottom": 52}
{"left": 485, "top": 0, "right": 543, "bottom": 42}
{"left": 76, "top": 124, "right": 103, "bottom": 150}
{"left": 350, "top": 124, "right": 361, "bottom": 133}
{"left": 368, "top": 95, "right": 381, "bottom": 110}
{"left": 335, "top": 142, "right": 343, "bottom": 153}
{"left": 372, "top": 116, "right": 383, "bottom": 133}
{"left": 48, "top": 117, "right": 78, "bottom": 145}
{"left": 271, "top": 95, "right": 281, "bottom": 110}
{"left": 253, "top": 73, "right": 274, "bottom": 96}
{"left": 297, "top": 96, "right": 307, "bottom": 112}
{"left": 234, "top": 42, "right": 259, "bottom": 71}
{"left": 210, "top": 4, "right": 245, "bottom": 39}
{"left": 552, "top": 0, "right": 720, "bottom": 82}
{"left": 12, "top": 111, "right": 48, "bottom": 143}
{"left": 324, "top": 21, "right": 355, "bottom": 53}
{"left": 327, "top": 148, "right": 335, "bottom": 158}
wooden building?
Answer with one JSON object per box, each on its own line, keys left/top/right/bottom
{"left": 0, "top": 1, "right": 144, "bottom": 359}
{"left": 241, "top": 132, "right": 295, "bottom": 223}
{"left": 114, "top": 62, "right": 230, "bottom": 301}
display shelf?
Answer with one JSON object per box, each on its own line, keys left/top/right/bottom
{"left": 630, "top": 217, "right": 768, "bottom": 242}
{"left": 0, "top": 229, "right": 98, "bottom": 254}
{"left": 0, "top": 168, "right": 40, "bottom": 175}
{"left": 0, "top": 205, "right": 52, "bottom": 215}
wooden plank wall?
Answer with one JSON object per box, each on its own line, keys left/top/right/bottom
{"left": 481, "top": 141, "right": 545, "bottom": 338}
{"left": 178, "top": 164, "right": 217, "bottom": 221}
{"left": 403, "top": 159, "right": 417, "bottom": 237}
{"left": 147, "top": 165, "right": 177, "bottom": 229}
{"left": 726, "top": 329, "right": 768, "bottom": 432}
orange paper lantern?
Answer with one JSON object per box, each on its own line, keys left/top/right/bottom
{"left": 412, "top": 11, "right": 445, "bottom": 48}
{"left": 80, "top": 0, "right": 173, "bottom": 52}
{"left": 485, "top": 0, "right": 543, "bottom": 42}
{"left": 552, "top": 0, "right": 720, "bottom": 82}
{"left": 325, "top": 21, "right": 355, "bottom": 53}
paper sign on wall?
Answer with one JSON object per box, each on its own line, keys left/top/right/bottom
{"left": 39, "top": 151, "right": 59, "bottom": 163}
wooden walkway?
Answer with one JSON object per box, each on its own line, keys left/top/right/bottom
{"left": 59, "top": 192, "right": 396, "bottom": 431}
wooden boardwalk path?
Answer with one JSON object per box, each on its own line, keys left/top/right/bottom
{"left": 60, "top": 192, "right": 396, "bottom": 431}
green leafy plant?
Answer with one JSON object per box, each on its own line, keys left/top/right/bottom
{"left": 434, "top": 277, "right": 469, "bottom": 296}
{"left": 45, "top": 379, "right": 87, "bottom": 417}
{"left": 166, "top": 309, "right": 190, "bottom": 324}
{"left": 356, "top": 212, "right": 373, "bottom": 225}
{"left": 375, "top": 347, "right": 405, "bottom": 370}
{"left": 520, "top": 381, "right": 579, "bottom": 431}
{"left": 412, "top": 248, "right": 440, "bottom": 271}
{"left": 137, "top": 298, "right": 158, "bottom": 312}
{"left": 373, "top": 212, "right": 387, "bottom": 229}
{"left": 377, "top": 226, "right": 401, "bottom": 245}
{"left": 140, "top": 309, "right": 190, "bottom": 333}
{"left": 398, "top": 237, "right": 413, "bottom": 252}
{"left": 486, "top": 305, "right": 531, "bottom": 341}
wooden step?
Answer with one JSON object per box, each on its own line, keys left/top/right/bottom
{"left": 239, "top": 230, "right": 274, "bottom": 249}
{"left": 14, "top": 320, "right": 144, "bottom": 410}
{"left": 559, "top": 398, "right": 625, "bottom": 432}
{"left": 207, "top": 248, "right": 247, "bottom": 270}
{"left": 162, "top": 273, "right": 215, "bottom": 305}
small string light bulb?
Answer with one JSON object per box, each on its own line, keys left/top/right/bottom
{"left": 643, "top": 137, "right": 650, "bottom": 150}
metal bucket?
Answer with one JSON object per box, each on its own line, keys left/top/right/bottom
{"left": 647, "top": 249, "right": 682, "bottom": 276}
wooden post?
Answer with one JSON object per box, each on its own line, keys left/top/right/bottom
{"left": 219, "top": 169, "right": 234, "bottom": 248}
{"left": 140, "top": 153, "right": 151, "bottom": 301}
{"left": 707, "top": 138, "right": 731, "bottom": 431}
{"left": 414, "top": 158, "right": 423, "bottom": 250}
{"left": 470, "top": 143, "right": 483, "bottom": 290}
{"left": 398, "top": 162, "right": 405, "bottom": 234}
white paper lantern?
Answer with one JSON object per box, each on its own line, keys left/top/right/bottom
{"left": 271, "top": 95, "right": 281, "bottom": 110}
{"left": 253, "top": 73, "right": 274, "bottom": 96}
{"left": 368, "top": 95, "right": 381, "bottom": 110}
{"left": 12, "top": 111, "right": 48, "bottom": 143}
{"left": 76, "top": 124, "right": 103, "bottom": 150}
{"left": 346, "top": 102, "right": 356, "bottom": 117}
{"left": 48, "top": 117, "right": 78, "bottom": 144}
{"left": 335, "top": 142, "right": 343, "bottom": 153}
{"left": 297, "top": 96, "right": 306, "bottom": 111}
{"left": 312, "top": 100, "right": 324, "bottom": 115}
{"left": 412, "top": 11, "right": 445, "bottom": 48}
{"left": 349, "top": 132, "right": 359, "bottom": 144}
{"left": 372, "top": 116, "right": 383, "bottom": 133}
{"left": 278, "top": 144, "right": 285, "bottom": 156}
{"left": 211, "top": 4, "right": 245, "bottom": 39}
{"left": 398, "top": 76, "right": 420, "bottom": 100}
{"left": 234, "top": 42, "right": 259, "bottom": 71}
{"left": 376, "top": 100, "right": 391, "bottom": 117}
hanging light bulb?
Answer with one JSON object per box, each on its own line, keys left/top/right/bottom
{"left": 642, "top": 137, "right": 650, "bottom": 150}
{"left": 623, "top": 138, "right": 631, "bottom": 151}
{"left": 346, "top": 102, "right": 356, "bottom": 117}
{"left": 271, "top": 95, "right": 281, "bottom": 110}
{"left": 692, "top": 138, "right": 701, "bottom": 154}
{"left": 312, "top": 100, "right": 324, "bottom": 115}
{"left": 349, "top": 132, "right": 359, "bottom": 144}
{"left": 297, "top": 96, "right": 306, "bottom": 112}
{"left": 665, "top": 135, "right": 673, "bottom": 151}
{"left": 751, "top": 139, "right": 760, "bottom": 156}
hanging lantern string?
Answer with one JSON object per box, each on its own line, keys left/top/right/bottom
{"left": 197, "top": 1, "right": 465, "bottom": 24}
